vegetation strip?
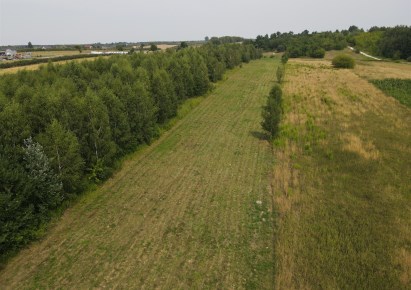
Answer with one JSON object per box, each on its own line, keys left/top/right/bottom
{"left": 272, "top": 58, "right": 411, "bottom": 289}
{"left": 370, "top": 78, "right": 411, "bottom": 108}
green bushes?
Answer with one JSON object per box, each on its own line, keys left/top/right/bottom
{"left": 309, "top": 47, "right": 326, "bottom": 58}
{"left": 371, "top": 79, "right": 411, "bottom": 107}
{"left": 332, "top": 54, "right": 355, "bottom": 68}
{"left": 0, "top": 43, "right": 262, "bottom": 261}
{"left": 261, "top": 84, "right": 283, "bottom": 139}
{"left": 276, "top": 65, "right": 285, "bottom": 83}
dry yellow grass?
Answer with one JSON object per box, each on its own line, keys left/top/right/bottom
{"left": 273, "top": 58, "right": 411, "bottom": 289}
{"left": 341, "top": 133, "right": 380, "bottom": 160}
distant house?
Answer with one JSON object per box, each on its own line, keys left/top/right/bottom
{"left": 5, "top": 49, "right": 17, "bottom": 60}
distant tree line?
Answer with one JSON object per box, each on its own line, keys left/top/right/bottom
{"left": 0, "top": 54, "right": 100, "bottom": 69}
{"left": 0, "top": 43, "right": 262, "bottom": 260}
{"left": 254, "top": 25, "right": 411, "bottom": 60}
{"left": 208, "top": 36, "right": 245, "bottom": 45}
{"left": 254, "top": 30, "right": 347, "bottom": 58}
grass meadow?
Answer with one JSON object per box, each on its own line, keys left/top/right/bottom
{"left": 1, "top": 54, "right": 410, "bottom": 289}
{"left": 273, "top": 58, "right": 411, "bottom": 289}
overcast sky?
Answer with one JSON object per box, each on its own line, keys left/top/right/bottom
{"left": 1, "top": 0, "right": 410, "bottom": 45}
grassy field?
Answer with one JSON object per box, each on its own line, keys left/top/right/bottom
{"left": 273, "top": 58, "right": 411, "bottom": 289}
{"left": 0, "top": 59, "right": 279, "bottom": 288}
{"left": 1, "top": 54, "right": 410, "bottom": 289}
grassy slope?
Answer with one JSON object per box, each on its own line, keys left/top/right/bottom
{"left": 0, "top": 59, "right": 278, "bottom": 289}
{"left": 273, "top": 59, "right": 411, "bottom": 289}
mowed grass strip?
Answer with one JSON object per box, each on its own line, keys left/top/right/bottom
{"left": 273, "top": 59, "right": 411, "bottom": 289}
{"left": 0, "top": 58, "right": 278, "bottom": 289}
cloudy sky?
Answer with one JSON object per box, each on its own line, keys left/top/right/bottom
{"left": 1, "top": 0, "right": 410, "bottom": 45}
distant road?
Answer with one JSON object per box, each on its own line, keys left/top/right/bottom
{"left": 348, "top": 46, "right": 382, "bottom": 60}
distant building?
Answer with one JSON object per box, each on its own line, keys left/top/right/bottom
{"left": 5, "top": 49, "right": 17, "bottom": 60}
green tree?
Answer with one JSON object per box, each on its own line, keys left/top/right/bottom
{"left": 261, "top": 85, "right": 283, "bottom": 139}
{"left": 150, "top": 44, "right": 158, "bottom": 51}
{"left": 74, "top": 45, "right": 82, "bottom": 53}
{"left": 37, "top": 120, "right": 84, "bottom": 193}
{"left": 28, "top": 41, "right": 33, "bottom": 49}
{"left": 23, "top": 137, "right": 63, "bottom": 212}
{"left": 151, "top": 69, "right": 177, "bottom": 123}
{"left": 276, "top": 64, "right": 285, "bottom": 83}
{"left": 180, "top": 42, "right": 188, "bottom": 49}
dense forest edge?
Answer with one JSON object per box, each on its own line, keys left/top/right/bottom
{"left": 0, "top": 43, "right": 262, "bottom": 263}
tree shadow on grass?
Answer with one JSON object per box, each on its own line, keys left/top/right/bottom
{"left": 250, "top": 130, "right": 269, "bottom": 141}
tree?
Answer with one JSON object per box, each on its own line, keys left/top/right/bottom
{"left": 179, "top": 42, "right": 188, "bottom": 49}
{"left": 28, "top": 42, "right": 33, "bottom": 49}
{"left": 281, "top": 53, "right": 289, "bottom": 64}
{"left": 151, "top": 69, "right": 177, "bottom": 123}
{"left": 205, "top": 36, "right": 209, "bottom": 42}
{"left": 23, "top": 137, "right": 63, "bottom": 212}
{"left": 37, "top": 120, "right": 84, "bottom": 193}
{"left": 261, "top": 85, "right": 283, "bottom": 139}
{"left": 150, "top": 44, "right": 158, "bottom": 51}
{"left": 276, "top": 64, "right": 285, "bottom": 83}
{"left": 74, "top": 45, "right": 82, "bottom": 53}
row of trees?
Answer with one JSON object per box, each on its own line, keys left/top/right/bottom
{"left": 255, "top": 30, "right": 348, "bottom": 58}
{"left": 255, "top": 25, "right": 411, "bottom": 61}
{"left": 0, "top": 43, "right": 262, "bottom": 259}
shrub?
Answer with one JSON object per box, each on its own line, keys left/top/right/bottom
{"left": 309, "top": 48, "right": 325, "bottom": 58}
{"left": 407, "top": 56, "right": 411, "bottom": 62}
{"left": 281, "top": 53, "right": 289, "bottom": 64}
{"left": 276, "top": 64, "right": 285, "bottom": 83}
{"left": 332, "top": 54, "right": 355, "bottom": 68}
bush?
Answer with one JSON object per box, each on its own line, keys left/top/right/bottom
{"left": 407, "top": 56, "right": 411, "bottom": 62}
{"left": 332, "top": 54, "right": 355, "bottom": 68}
{"left": 276, "top": 65, "right": 285, "bottom": 83}
{"left": 309, "top": 48, "right": 325, "bottom": 58}
{"left": 281, "top": 53, "right": 289, "bottom": 64}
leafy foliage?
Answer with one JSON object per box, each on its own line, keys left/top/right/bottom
{"left": 371, "top": 79, "right": 411, "bottom": 107}
{"left": 261, "top": 85, "right": 283, "bottom": 139}
{"left": 332, "top": 54, "right": 355, "bottom": 68}
{"left": 276, "top": 64, "right": 285, "bottom": 83}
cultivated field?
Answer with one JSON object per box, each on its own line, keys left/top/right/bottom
{"left": 0, "top": 59, "right": 279, "bottom": 288}
{"left": 273, "top": 57, "right": 411, "bottom": 289}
